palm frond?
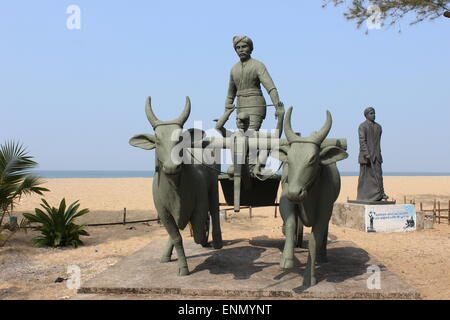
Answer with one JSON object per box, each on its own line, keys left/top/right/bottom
{"left": 0, "top": 140, "right": 48, "bottom": 211}
{"left": 0, "top": 141, "right": 49, "bottom": 246}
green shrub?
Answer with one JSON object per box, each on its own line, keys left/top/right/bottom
{"left": 24, "top": 198, "right": 90, "bottom": 248}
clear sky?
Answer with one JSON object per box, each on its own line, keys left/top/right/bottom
{"left": 1, "top": 1, "right": 449, "bottom": 172}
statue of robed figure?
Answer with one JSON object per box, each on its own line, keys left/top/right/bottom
{"left": 356, "top": 107, "right": 389, "bottom": 202}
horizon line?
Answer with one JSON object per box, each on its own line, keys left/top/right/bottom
{"left": 32, "top": 170, "right": 450, "bottom": 173}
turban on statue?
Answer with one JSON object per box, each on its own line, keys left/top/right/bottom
{"left": 364, "top": 107, "right": 375, "bottom": 117}
{"left": 233, "top": 36, "right": 253, "bottom": 51}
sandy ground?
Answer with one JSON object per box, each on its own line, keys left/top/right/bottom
{"left": 1, "top": 177, "right": 449, "bottom": 300}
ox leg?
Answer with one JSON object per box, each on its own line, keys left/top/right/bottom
{"left": 296, "top": 215, "right": 304, "bottom": 248}
{"left": 317, "top": 223, "right": 329, "bottom": 263}
{"left": 160, "top": 238, "right": 174, "bottom": 263}
{"left": 279, "top": 196, "right": 298, "bottom": 269}
{"left": 209, "top": 185, "right": 223, "bottom": 249}
{"left": 159, "top": 211, "right": 189, "bottom": 276}
{"left": 303, "top": 232, "right": 317, "bottom": 288}
{"left": 303, "top": 218, "right": 328, "bottom": 288}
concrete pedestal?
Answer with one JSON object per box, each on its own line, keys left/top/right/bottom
{"left": 77, "top": 237, "right": 420, "bottom": 299}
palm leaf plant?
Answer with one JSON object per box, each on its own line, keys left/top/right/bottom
{"left": 0, "top": 140, "right": 49, "bottom": 246}
{"left": 24, "top": 198, "right": 90, "bottom": 248}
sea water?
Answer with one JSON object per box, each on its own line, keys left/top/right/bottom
{"left": 31, "top": 170, "right": 450, "bottom": 178}
{"left": 32, "top": 170, "right": 155, "bottom": 178}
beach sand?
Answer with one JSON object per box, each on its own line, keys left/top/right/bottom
{"left": 1, "top": 176, "right": 449, "bottom": 300}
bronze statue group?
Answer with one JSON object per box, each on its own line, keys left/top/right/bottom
{"left": 130, "top": 35, "right": 388, "bottom": 288}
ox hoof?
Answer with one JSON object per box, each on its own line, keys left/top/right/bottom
{"left": 213, "top": 240, "right": 223, "bottom": 249}
{"left": 280, "top": 257, "right": 294, "bottom": 269}
{"left": 201, "top": 242, "right": 212, "bottom": 248}
{"left": 302, "top": 275, "right": 317, "bottom": 289}
{"left": 178, "top": 266, "right": 189, "bottom": 276}
{"left": 160, "top": 256, "right": 171, "bottom": 263}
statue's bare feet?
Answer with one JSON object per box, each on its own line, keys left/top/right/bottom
{"left": 227, "top": 165, "right": 235, "bottom": 177}
{"left": 251, "top": 165, "right": 261, "bottom": 176}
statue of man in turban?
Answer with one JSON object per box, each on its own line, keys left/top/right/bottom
{"left": 219, "top": 35, "right": 284, "bottom": 176}
{"left": 222, "top": 35, "right": 284, "bottom": 131}
{"left": 356, "top": 107, "right": 389, "bottom": 202}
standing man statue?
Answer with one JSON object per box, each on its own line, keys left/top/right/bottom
{"left": 357, "top": 107, "right": 389, "bottom": 202}
{"left": 223, "top": 35, "right": 284, "bottom": 131}
{"left": 221, "top": 35, "right": 284, "bottom": 175}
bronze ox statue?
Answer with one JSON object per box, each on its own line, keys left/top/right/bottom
{"left": 129, "top": 97, "right": 223, "bottom": 276}
{"left": 274, "top": 107, "right": 348, "bottom": 288}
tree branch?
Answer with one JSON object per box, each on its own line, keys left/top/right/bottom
{"left": 323, "top": 0, "right": 450, "bottom": 28}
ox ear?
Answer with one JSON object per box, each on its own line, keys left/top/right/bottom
{"left": 129, "top": 134, "right": 156, "bottom": 150}
{"left": 270, "top": 145, "right": 289, "bottom": 162}
{"left": 319, "top": 146, "right": 348, "bottom": 166}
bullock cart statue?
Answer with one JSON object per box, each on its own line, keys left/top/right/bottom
{"left": 130, "top": 96, "right": 348, "bottom": 289}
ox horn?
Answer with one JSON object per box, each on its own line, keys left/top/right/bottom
{"left": 145, "top": 96, "right": 191, "bottom": 127}
{"left": 311, "top": 110, "right": 332, "bottom": 144}
{"left": 145, "top": 96, "right": 160, "bottom": 127}
{"left": 284, "top": 107, "right": 301, "bottom": 143}
{"left": 173, "top": 96, "right": 191, "bottom": 126}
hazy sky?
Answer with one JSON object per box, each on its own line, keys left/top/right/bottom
{"left": 1, "top": 1, "right": 449, "bottom": 172}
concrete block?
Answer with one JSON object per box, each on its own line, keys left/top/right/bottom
{"left": 332, "top": 203, "right": 366, "bottom": 231}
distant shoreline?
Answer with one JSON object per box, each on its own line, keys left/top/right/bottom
{"left": 33, "top": 170, "right": 155, "bottom": 178}
{"left": 31, "top": 170, "right": 450, "bottom": 178}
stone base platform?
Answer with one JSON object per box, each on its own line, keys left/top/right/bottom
{"left": 77, "top": 237, "right": 420, "bottom": 299}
